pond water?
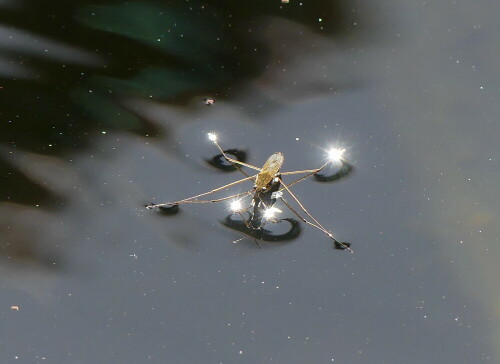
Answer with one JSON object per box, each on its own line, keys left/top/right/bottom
{"left": 1, "top": 0, "right": 498, "bottom": 363}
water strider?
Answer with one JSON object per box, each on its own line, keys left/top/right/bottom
{"left": 147, "top": 133, "right": 353, "bottom": 252}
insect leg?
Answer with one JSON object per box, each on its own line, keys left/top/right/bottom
{"left": 279, "top": 197, "right": 326, "bottom": 232}
{"left": 280, "top": 197, "right": 352, "bottom": 252}
{"left": 157, "top": 191, "right": 253, "bottom": 206}
{"left": 279, "top": 164, "right": 329, "bottom": 190}
{"left": 233, "top": 236, "right": 246, "bottom": 243}
{"left": 279, "top": 162, "right": 331, "bottom": 190}
{"left": 211, "top": 139, "right": 262, "bottom": 172}
{"left": 146, "top": 174, "right": 257, "bottom": 209}
{"left": 278, "top": 177, "right": 353, "bottom": 253}
{"left": 253, "top": 238, "right": 262, "bottom": 249}
{"left": 230, "top": 211, "right": 261, "bottom": 249}
{"left": 280, "top": 162, "right": 329, "bottom": 176}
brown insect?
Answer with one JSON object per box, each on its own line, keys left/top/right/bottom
{"left": 147, "top": 133, "right": 352, "bottom": 252}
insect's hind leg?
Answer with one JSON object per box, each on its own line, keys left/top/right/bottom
{"left": 146, "top": 175, "right": 257, "bottom": 209}
{"left": 277, "top": 177, "right": 352, "bottom": 252}
{"left": 280, "top": 197, "right": 352, "bottom": 252}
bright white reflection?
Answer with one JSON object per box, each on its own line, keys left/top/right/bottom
{"left": 207, "top": 132, "right": 218, "bottom": 142}
{"left": 327, "top": 147, "right": 345, "bottom": 163}
{"left": 271, "top": 191, "right": 283, "bottom": 199}
{"left": 229, "top": 200, "right": 243, "bottom": 212}
{"left": 263, "top": 206, "right": 282, "bottom": 219}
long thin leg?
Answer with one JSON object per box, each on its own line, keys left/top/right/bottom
{"left": 280, "top": 162, "right": 329, "bottom": 175}
{"left": 154, "top": 191, "right": 253, "bottom": 206}
{"left": 211, "top": 139, "right": 262, "bottom": 172}
{"left": 280, "top": 163, "right": 329, "bottom": 190}
{"left": 280, "top": 197, "right": 352, "bottom": 252}
{"left": 278, "top": 177, "right": 352, "bottom": 252}
{"left": 230, "top": 211, "right": 261, "bottom": 249}
{"left": 211, "top": 140, "right": 252, "bottom": 178}
{"left": 279, "top": 160, "right": 352, "bottom": 191}
{"left": 270, "top": 162, "right": 330, "bottom": 196}
{"left": 279, "top": 197, "right": 326, "bottom": 233}
{"left": 253, "top": 238, "right": 262, "bottom": 249}
{"left": 146, "top": 174, "right": 257, "bottom": 209}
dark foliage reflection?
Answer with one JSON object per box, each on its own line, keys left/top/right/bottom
{"left": 0, "top": 0, "right": 351, "bottom": 267}
{"left": 0, "top": 0, "right": 349, "bottom": 205}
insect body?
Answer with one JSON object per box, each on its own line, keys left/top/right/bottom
{"left": 249, "top": 175, "right": 282, "bottom": 229}
{"left": 254, "top": 152, "right": 284, "bottom": 191}
{"left": 147, "top": 133, "right": 352, "bottom": 252}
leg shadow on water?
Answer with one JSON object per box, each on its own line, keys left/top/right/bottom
{"left": 314, "top": 161, "right": 354, "bottom": 183}
{"left": 206, "top": 148, "right": 248, "bottom": 172}
{"left": 221, "top": 214, "right": 301, "bottom": 244}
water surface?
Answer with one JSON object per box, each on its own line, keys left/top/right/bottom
{"left": 0, "top": 0, "right": 498, "bottom": 363}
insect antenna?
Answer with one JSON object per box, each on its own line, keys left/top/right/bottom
{"left": 253, "top": 238, "right": 262, "bottom": 249}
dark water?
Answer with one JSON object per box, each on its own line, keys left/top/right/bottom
{"left": 1, "top": 0, "right": 498, "bottom": 363}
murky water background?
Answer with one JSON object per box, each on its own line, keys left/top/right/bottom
{"left": 1, "top": 0, "right": 498, "bottom": 363}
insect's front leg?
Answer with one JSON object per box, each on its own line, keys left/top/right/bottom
{"left": 207, "top": 133, "right": 262, "bottom": 173}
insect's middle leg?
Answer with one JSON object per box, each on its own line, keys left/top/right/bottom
{"left": 280, "top": 162, "right": 329, "bottom": 176}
